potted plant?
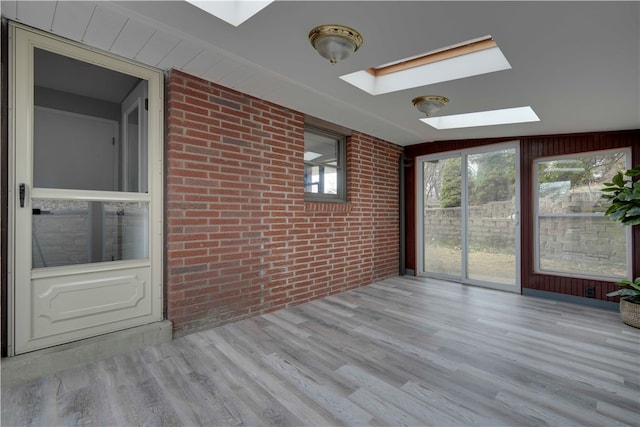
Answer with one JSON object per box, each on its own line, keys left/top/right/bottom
{"left": 602, "top": 165, "right": 640, "bottom": 328}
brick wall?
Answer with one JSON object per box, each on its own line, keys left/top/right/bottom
{"left": 166, "top": 70, "right": 402, "bottom": 335}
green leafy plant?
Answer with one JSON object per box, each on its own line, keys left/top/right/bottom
{"left": 601, "top": 165, "right": 640, "bottom": 226}
{"left": 602, "top": 165, "right": 640, "bottom": 304}
{"left": 606, "top": 277, "right": 640, "bottom": 303}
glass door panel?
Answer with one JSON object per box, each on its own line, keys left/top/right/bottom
{"left": 32, "top": 200, "right": 149, "bottom": 268}
{"left": 31, "top": 48, "right": 151, "bottom": 269}
{"left": 34, "top": 48, "right": 147, "bottom": 194}
{"left": 423, "top": 157, "right": 462, "bottom": 277}
{"left": 466, "top": 149, "right": 517, "bottom": 285}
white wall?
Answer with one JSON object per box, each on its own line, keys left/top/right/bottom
{"left": 34, "top": 107, "right": 118, "bottom": 191}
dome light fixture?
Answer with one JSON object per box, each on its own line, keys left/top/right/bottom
{"left": 412, "top": 95, "right": 449, "bottom": 117}
{"left": 309, "top": 25, "right": 363, "bottom": 64}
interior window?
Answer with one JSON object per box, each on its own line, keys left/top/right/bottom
{"left": 304, "top": 126, "right": 346, "bottom": 202}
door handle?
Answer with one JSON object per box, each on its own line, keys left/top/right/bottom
{"left": 19, "top": 183, "right": 26, "bottom": 208}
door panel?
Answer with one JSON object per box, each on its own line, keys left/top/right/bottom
{"left": 26, "top": 266, "right": 150, "bottom": 349}
{"left": 466, "top": 149, "right": 517, "bottom": 285}
{"left": 11, "top": 25, "right": 163, "bottom": 355}
{"left": 422, "top": 157, "right": 463, "bottom": 277}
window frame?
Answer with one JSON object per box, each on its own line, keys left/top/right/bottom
{"left": 304, "top": 125, "right": 347, "bottom": 203}
{"left": 533, "top": 148, "right": 632, "bottom": 281}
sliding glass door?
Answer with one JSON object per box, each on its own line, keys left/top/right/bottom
{"left": 418, "top": 142, "right": 520, "bottom": 291}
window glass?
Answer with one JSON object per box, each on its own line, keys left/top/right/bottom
{"left": 304, "top": 127, "right": 346, "bottom": 201}
{"left": 535, "top": 150, "right": 629, "bottom": 279}
{"left": 32, "top": 200, "right": 149, "bottom": 268}
{"left": 33, "top": 48, "right": 147, "bottom": 193}
{"left": 423, "top": 157, "right": 463, "bottom": 277}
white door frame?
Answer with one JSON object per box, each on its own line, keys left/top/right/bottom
{"left": 7, "top": 23, "right": 164, "bottom": 356}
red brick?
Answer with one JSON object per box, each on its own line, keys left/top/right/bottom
{"left": 166, "top": 69, "right": 402, "bottom": 335}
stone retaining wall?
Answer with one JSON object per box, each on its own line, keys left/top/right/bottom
{"left": 425, "top": 195, "right": 623, "bottom": 264}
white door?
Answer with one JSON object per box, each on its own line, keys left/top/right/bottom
{"left": 10, "top": 25, "right": 163, "bottom": 355}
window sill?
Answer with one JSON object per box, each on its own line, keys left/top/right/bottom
{"left": 305, "top": 201, "right": 352, "bottom": 213}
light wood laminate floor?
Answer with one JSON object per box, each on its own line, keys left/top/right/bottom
{"left": 2, "top": 276, "right": 640, "bottom": 426}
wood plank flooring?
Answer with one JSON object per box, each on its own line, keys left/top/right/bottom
{"left": 2, "top": 276, "right": 639, "bottom": 426}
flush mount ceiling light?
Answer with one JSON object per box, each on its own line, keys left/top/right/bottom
{"left": 185, "top": 0, "right": 273, "bottom": 27}
{"left": 309, "top": 25, "right": 363, "bottom": 64}
{"left": 412, "top": 95, "right": 449, "bottom": 117}
{"left": 340, "top": 35, "right": 510, "bottom": 95}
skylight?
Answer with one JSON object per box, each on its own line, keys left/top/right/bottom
{"left": 185, "top": 0, "right": 273, "bottom": 27}
{"left": 340, "top": 36, "right": 511, "bottom": 95}
{"left": 420, "top": 106, "right": 540, "bottom": 129}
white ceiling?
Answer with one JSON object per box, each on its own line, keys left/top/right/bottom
{"left": 2, "top": 1, "right": 639, "bottom": 146}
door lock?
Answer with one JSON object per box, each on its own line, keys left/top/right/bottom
{"left": 19, "top": 183, "right": 26, "bottom": 208}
